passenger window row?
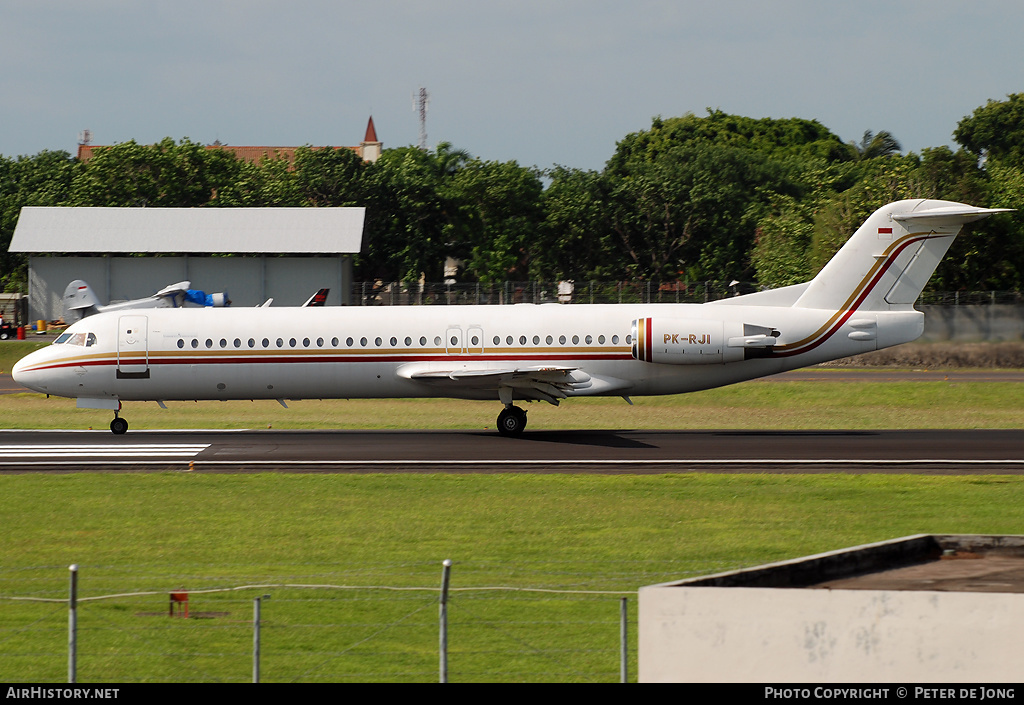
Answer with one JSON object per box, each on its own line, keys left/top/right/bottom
{"left": 174, "top": 333, "right": 632, "bottom": 350}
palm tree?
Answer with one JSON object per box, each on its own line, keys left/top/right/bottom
{"left": 850, "top": 130, "right": 903, "bottom": 160}
{"left": 431, "top": 142, "right": 472, "bottom": 177}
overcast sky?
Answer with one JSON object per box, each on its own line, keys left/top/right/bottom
{"left": 2, "top": 1, "right": 1022, "bottom": 171}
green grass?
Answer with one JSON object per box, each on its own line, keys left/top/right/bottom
{"left": 1, "top": 473, "right": 1023, "bottom": 682}
{"left": 1, "top": 377, "right": 1023, "bottom": 431}
{"left": 0, "top": 339, "right": 49, "bottom": 374}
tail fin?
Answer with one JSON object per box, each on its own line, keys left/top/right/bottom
{"left": 62, "top": 280, "right": 102, "bottom": 321}
{"left": 303, "top": 288, "right": 330, "bottom": 307}
{"left": 793, "top": 199, "right": 1013, "bottom": 311}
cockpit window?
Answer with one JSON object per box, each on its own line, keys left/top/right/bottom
{"left": 54, "top": 331, "right": 98, "bottom": 347}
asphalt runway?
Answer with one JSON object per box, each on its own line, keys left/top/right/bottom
{"left": 1, "top": 428, "right": 1023, "bottom": 474}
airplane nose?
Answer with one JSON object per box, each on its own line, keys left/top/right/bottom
{"left": 12, "top": 353, "right": 45, "bottom": 393}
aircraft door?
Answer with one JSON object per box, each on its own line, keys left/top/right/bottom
{"left": 445, "top": 327, "right": 464, "bottom": 354}
{"left": 117, "top": 315, "right": 150, "bottom": 378}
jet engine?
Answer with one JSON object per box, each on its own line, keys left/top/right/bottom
{"left": 631, "top": 318, "right": 779, "bottom": 364}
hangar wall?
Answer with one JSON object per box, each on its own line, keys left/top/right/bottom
{"left": 29, "top": 255, "right": 352, "bottom": 321}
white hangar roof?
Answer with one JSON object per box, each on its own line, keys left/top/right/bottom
{"left": 10, "top": 207, "right": 365, "bottom": 254}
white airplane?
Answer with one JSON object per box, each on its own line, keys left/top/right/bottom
{"left": 13, "top": 199, "right": 1012, "bottom": 436}
{"left": 63, "top": 280, "right": 230, "bottom": 321}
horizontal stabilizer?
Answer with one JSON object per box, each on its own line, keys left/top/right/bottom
{"left": 155, "top": 281, "right": 191, "bottom": 297}
{"left": 892, "top": 206, "right": 1014, "bottom": 226}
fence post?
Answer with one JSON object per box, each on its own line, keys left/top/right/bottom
{"left": 68, "top": 564, "right": 78, "bottom": 684}
{"left": 253, "top": 594, "right": 270, "bottom": 683}
{"left": 439, "top": 558, "right": 452, "bottom": 683}
{"left": 620, "top": 597, "right": 628, "bottom": 683}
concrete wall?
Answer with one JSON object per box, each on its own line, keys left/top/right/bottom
{"left": 639, "top": 584, "right": 1024, "bottom": 682}
{"left": 920, "top": 304, "right": 1024, "bottom": 342}
{"left": 29, "top": 255, "right": 352, "bottom": 321}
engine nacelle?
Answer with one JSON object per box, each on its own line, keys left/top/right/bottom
{"left": 631, "top": 318, "right": 778, "bottom": 365}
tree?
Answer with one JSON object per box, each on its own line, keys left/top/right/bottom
{"left": 848, "top": 130, "right": 902, "bottom": 160}
{"left": 954, "top": 93, "right": 1024, "bottom": 167}
{"left": 607, "top": 110, "right": 851, "bottom": 176}
{"left": 538, "top": 166, "right": 613, "bottom": 279}
{"left": 750, "top": 195, "right": 815, "bottom": 288}
{"left": 358, "top": 146, "right": 452, "bottom": 283}
{"left": 213, "top": 156, "right": 302, "bottom": 207}
{"left": 447, "top": 158, "right": 544, "bottom": 281}
{"left": 604, "top": 141, "right": 806, "bottom": 281}
{"left": 71, "top": 138, "right": 242, "bottom": 207}
{"left": 292, "top": 146, "right": 367, "bottom": 206}
{"left": 0, "top": 150, "right": 78, "bottom": 289}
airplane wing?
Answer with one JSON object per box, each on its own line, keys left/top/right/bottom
{"left": 396, "top": 363, "right": 631, "bottom": 405}
{"left": 154, "top": 281, "right": 191, "bottom": 298}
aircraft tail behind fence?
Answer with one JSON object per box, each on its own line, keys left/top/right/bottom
{"left": 62, "top": 280, "right": 102, "bottom": 321}
{"left": 793, "top": 199, "right": 1012, "bottom": 312}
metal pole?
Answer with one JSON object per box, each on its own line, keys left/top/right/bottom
{"left": 439, "top": 558, "right": 452, "bottom": 683}
{"left": 620, "top": 597, "right": 628, "bottom": 683}
{"left": 68, "top": 564, "right": 78, "bottom": 684}
{"left": 253, "top": 594, "right": 270, "bottom": 683}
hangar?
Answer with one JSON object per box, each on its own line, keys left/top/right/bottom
{"left": 9, "top": 206, "right": 365, "bottom": 322}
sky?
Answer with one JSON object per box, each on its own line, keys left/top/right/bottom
{"left": 2, "top": 1, "right": 1023, "bottom": 172}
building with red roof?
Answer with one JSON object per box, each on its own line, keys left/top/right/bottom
{"left": 76, "top": 117, "right": 383, "bottom": 164}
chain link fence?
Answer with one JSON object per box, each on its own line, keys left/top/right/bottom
{"left": 352, "top": 281, "right": 1024, "bottom": 307}
{"left": 0, "top": 561, "right": 740, "bottom": 683}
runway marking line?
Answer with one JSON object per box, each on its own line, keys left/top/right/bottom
{"left": 0, "top": 444, "right": 209, "bottom": 459}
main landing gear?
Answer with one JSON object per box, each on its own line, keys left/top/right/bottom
{"left": 496, "top": 405, "right": 527, "bottom": 437}
{"left": 110, "top": 412, "right": 128, "bottom": 435}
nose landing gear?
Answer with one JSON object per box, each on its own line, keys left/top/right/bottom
{"left": 496, "top": 405, "right": 527, "bottom": 436}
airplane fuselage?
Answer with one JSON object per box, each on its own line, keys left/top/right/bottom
{"left": 13, "top": 301, "right": 922, "bottom": 404}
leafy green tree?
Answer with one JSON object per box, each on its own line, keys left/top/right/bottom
{"left": 750, "top": 195, "right": 815, "bottom": 288}
{"left": 605, "top": 141, "right": 807, "bottom": 281}
{"left": 0, "top": 150, "right": 78, "bottom": 289}
{"left": 292, "top": 146, "right": 367, "bottom": 206}
{"left": 607, "top": 110, "right": 851, "bottom": 175}
{"left": 447, "top": 158, "right": 544, "bottom": 281}
{"left": 71, "top": 138, "right": 242, "bottom": 207}
{"left": 358, "top": 146, "right": 452, "bottom": 283}
{"left": 954, "top": 93, "right": 1024, "bottom": 167}
{"left": 538, "top": 166, "right": 613, "bottom": 279}
{"left": 213, "top": 156, "right": 302, "bottom": 207}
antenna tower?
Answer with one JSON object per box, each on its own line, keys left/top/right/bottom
{"left": 413, "top": 87, "right": 430, "bottom": 150}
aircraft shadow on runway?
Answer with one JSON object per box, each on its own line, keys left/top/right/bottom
{"left": 493, "top": 430, "right": 660, "bottom": 449}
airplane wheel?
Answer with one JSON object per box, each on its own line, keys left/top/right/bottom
{"left": 110, "top": 417, "right": 129, "bottom": 435}
{"left": 497, "top": 406, "right": 527, "bottom": 436}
